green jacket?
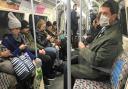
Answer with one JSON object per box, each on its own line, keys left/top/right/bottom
{"left": 23, "top": 32, "right": 44, "bottom": 52}
{"left": 79, "top": 22, "right": 123, "bottom": 73}
{"left": 71, "top": 22, "right": 123, "bottom": 79}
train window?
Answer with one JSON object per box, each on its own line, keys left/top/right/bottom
{"left": 0, "top": 11, "right": 8, "bottom": 28}
{"left": 125, "top": 7, "right": 128, "bottom": 36}
{"left": 118, "top": 0, "right": 128, "bottom": 36}
{"left": 29, "top": 14, "right": 47, "bottom": 29}
{"left": 120, "top": 7, "right": 127, "bottom": 36}
{"left": 0, "top": 10, "right": 24, "bottom": 28}
{"left": 0, "top": 10, "right": 24, "bottom": 40}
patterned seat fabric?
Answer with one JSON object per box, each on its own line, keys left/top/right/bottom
{"left": 73, "top": 79, "right": 111, "bottom": 89}
{"left": 111, "top": 52, "right": 128, "bottom": 89}
{"left": 0, "top": 73, "right": 17, "bottom": 89}
{"left": 73, "top": 52, "right": 128, "bottom": 89}
{"left": 0, "top": 73, "right": 10, "bottom": 89}
{"left": 124, "top": 77, "right": 128, "bottom": 89}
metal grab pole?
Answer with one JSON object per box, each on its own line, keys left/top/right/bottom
{"left": 64, "top": 4, "right": 67, "bottom": 36}
{"left": 56, "top": 0, "right": 59, "bottom": 39}
{"left": 67, "top": 0, "right": 71, "bottom": 89}
{"left": 85, "top": 0, "right": 90, "bottom": 32}
{"left": 30, "top": 0, "right": 38, "bottom": 57}
{"left": 79, "top": 0, "right": 82, "bottom": 41}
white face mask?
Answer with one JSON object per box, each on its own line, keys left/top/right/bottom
{"left": 99, "top": 14, "right": 110, "bottom": 27}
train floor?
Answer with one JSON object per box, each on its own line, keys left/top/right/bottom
{"left": 40, "top": 75, "right": 64, "bottom": 89}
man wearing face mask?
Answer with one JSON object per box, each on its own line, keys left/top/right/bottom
{"left": 64, "top": 1, "right": 123, "bottom": 89}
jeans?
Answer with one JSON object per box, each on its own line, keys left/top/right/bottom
{"left": 45, "top": 47, "right": 57, "bottom": 59}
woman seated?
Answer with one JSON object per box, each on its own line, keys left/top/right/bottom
{"left": 0, "top": 44, "right": 17, "bottom": 89}
{"left": 36, "top": 19, "right": 58, "bottom": 64}
{"left": 2, "top": 12, "right": 36, "bottom": 89}
{"left": 2, "top": 12, "right": 35, "bottom": 61}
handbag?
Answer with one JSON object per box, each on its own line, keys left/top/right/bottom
{"left": 11, "top": 52, "right": 35, "bottom": 80}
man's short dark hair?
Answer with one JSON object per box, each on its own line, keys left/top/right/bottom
{"left": 101, "top": 1, "right": 119, "bottom": 14}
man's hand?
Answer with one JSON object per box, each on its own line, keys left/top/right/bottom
{"left": 79, "top": 41, "right": 86, "bottom": 49}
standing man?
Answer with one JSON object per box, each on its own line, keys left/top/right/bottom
{"left": 71, "top": 4, "right": 79, "bottom": 48}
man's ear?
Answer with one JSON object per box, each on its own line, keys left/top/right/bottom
{"left": 112, "top": 14, "right": 118, "bottom": 21}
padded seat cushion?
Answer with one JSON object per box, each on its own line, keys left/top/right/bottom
{"left": 111, "top": 52, "right": 128, "bottom": 89}
{"left": 0, "top": 73, "right": 17, "bottom": 89}
{"left": 73, "top": 79, "right": 111, "bottom": 89}
{"left": 73, "top": 52, "right": 128, "bottom": 89}
{"left": 124, "top": 78, "right": 128, "bottom": 89}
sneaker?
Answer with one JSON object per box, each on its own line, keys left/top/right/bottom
{"left": 47, "top": 74, "right": 56, "bottom": 81}
{"left": 44, "top": 77, "right": 51, "bottom": 87}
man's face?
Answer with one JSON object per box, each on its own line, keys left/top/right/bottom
{"left": 21, "top": 28, "right": 30, "bottom": 34}
{"left": 99, "top": 6, "right": 116, "bottom": 24}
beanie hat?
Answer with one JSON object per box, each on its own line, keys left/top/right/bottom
{"left": 8, "top": 12, "right": 21, "bottom": 29}
{"left": 21, "top": 20, "right": 29, "bottom": 30}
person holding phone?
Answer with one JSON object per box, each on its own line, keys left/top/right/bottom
{"left": 83, "top": 14, "right": 101, "bottom": 45}
{"left": 2, "top": 12, "right": 35, "bottom": 60}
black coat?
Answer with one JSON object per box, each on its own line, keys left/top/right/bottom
{"left": 71, "top": 10, "right": 79, "bottom": 32}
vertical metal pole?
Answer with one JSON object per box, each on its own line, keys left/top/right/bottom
{"left": 30, "top": 0, "right": 38, "bottom": 57}
{"left": 86, "top": 0, "right": 90, "bottom": 32}
{"left": 79, "top": 0, "right": 82, "bottom": 41}
{"left": 64, "top": 4, "right": 67, "bottom": 36}
{"left": 56, "top": 0, "right": 59, "bottom": 39}
{"left": 67, "top": 0, "right": 71, "bottom": 89}
{"left": 124, "top": 0, "right": 128, "bottom": 34}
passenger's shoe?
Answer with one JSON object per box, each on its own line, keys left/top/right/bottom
{"left": 44, "top": 77, "right": 51, "bottom": 87}
{"left": 47, "top": 74, "right": 56, "bottom": 81}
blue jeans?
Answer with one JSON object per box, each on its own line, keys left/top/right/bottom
{"left": 45, "top": 47, "right": 57, "bottom": 59}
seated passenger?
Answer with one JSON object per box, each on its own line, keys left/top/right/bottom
{"left": 83, "top": 14, "right": 101, "bottom": 45}
{"left": 20, "top": 20, "right": 56, "bottom": 85}
{"left": 52, "top": 21, "right": 57, "bottom": 35}
{"left": 46, "top": 21, "right": 57, "bottom": 43}
{"left": 0, "top": 44, "right": 17, "bottom": 89}
{"left": 2, "top": 12, "right": 36, "bottom": 89}
{"left": 64, "top": 1, "right": 123, "bottom": 89}
{"left": 36, "top": 19, "right": 57, "bottom": 64}
{"left": 2, "top": 12, "right": 35, "bottom": 60}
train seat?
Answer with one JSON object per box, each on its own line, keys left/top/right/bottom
{"left": 73, "top": 51, "right": 128, "bottom": 89}
{"left": 124, "top": 76, "right": 128, "bottom": 89}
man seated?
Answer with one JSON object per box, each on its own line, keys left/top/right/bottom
{"left": 64, "top": 1, "right": 123, "bottom": 89}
